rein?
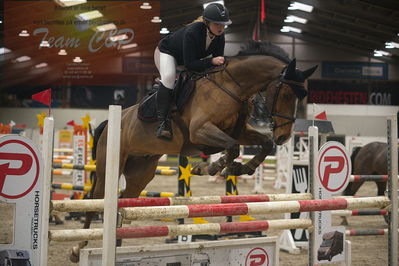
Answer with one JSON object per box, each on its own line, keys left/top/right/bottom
{"left": 192, "top": 61, "right": 303, "bottom": 130}
{"left": 257, "top": 68, "right": 303, "bottom": 130}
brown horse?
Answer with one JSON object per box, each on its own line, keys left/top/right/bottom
{"left": 341, "top": 141, "right": 394, "bottom": 225}
{"left": 69, "top": 42, "right": 317, "bottom": 261}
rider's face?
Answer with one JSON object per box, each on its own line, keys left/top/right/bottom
{"left": 208, "top": 22, "right": 226, "bottom": 36}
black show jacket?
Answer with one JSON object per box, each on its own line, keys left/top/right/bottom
{"left": 158, "top": 22, "right": 225, "bottom": 72}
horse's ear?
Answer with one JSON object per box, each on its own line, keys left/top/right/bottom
{"left": 303, "top": 65, "right": 318, "bottom": 79}
{"left": 286, "top": 58, "right": 297, "bottom": 74}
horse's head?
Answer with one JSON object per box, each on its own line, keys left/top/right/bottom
{"left": 263, "top": 58, "right": 317, "bottom": 145}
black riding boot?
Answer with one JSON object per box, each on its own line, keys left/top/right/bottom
{"left": 156, "top": 84, "right": 173, "bottom": 141}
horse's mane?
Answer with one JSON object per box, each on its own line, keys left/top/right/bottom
{"left": 236, "top": 40, "right": 291, "bottom": 64}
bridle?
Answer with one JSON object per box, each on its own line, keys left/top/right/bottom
{"left": 260, "top": 67, "right": 304, "bottom": 130}
{"left": 191, "top": 61, "right": 304, "bottom": 130}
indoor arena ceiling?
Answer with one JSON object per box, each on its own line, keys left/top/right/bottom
{"left": 160, "top": 0, "right": 399, "bottom": 62}
{"left": 0, "top": 0, "right": 398, "bottom": 92}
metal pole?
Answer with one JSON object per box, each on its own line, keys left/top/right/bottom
{"left": 388, "top": 115, "right": 398, "bottom": 266}
{"left": 308, "top": 126, "right": 318, "bottom": 266}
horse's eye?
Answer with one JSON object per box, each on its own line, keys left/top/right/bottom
{"left": 283, "top": 92, "right": 292, "bottom": 101}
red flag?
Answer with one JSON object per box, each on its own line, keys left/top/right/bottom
{"left": 32, "top": 89, "right": 51, "bottom": 106}
{"left": 315, "top": 111, "right": 327, "bottom": 120}
{"left": 66, "top": 120, "right": 76, "bottom": 127}
{"left": 252, "top": 20, "right": 260, "bottom": 41}
{"left": 260, "top": 0, "right": 266, "bottom": 24}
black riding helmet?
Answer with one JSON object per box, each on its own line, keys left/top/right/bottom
{"left": 203, "top": 3, "right": 232, "bottom": 25}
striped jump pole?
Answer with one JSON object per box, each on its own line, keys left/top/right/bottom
{"left": 52, "top": 163, "right": 96, "bottom": 171}
{"left": 51, "top": 193, "right": 313, "bottom": 212}
{"left": 51, "top": 183, "right": 175, "bottom": 197}
{"left": 53, "top": 148, "right": 73, "bottom": 153}
{"left": 49, "top": 218, "right": 312, "bottom": 242}
{"left": 52, "top": 183, "right": 91, "bottom": 192}
{"left": 52, "top": 163, "right": 176, "bottom": 175}
{"left": 120, "top": 196, "right": 390, "bottom": 221}
{"left": 349, "top": 175, "right": 390, "bottom": 182}
{"left": 52, "top": 169, "right": 72, "bottom": 176}
{"left": 332, "top": 209, "right": 388, "bottom": 216}
{"left": 346, "top": 229, "right": 389, "bottom": 236}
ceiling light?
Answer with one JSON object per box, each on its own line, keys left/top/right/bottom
{"left": 75, "top": 10, "right": 103, "bottom": 21}
{"left": 288, "top": 2, "right": 314, "bottom": 13}
{"left": 110, "top": 34, "right": 128, "bottom": 42}
{"left": 280, "top": 26, "right": 302, "bottom": 33}
{"left": 203, "top": 1, "right": 224, "bottom": 9}
{"left": 34, "top": 63, "right": 48, "bottom": 69}
{"left": 121, "top": 43, "right": 138, "bottom": 49}
{"left": 40, "top": 41, "right": 50, "bottom": 47}
{"left": 19, "top": 30, "right": 30, "bottom": 37}
{"left": 0, "top": 47, "right": 11, "bottom": 54}
{"left": 373, "top": 49, "right": 391, "bottom": 57}
{"left": 73, "top": 57, "right": 83, "bottom": 63}
{"left": 151, "top": 16, "right": 162, "bottom": 23}
{"left": 385, "top": 42, "right": 399, "bottom": 49}
{"left": 285, "top": 15, "right": 307, "bottom": 24}
{"left": 15, "top": 56, "right": 31, "bottom": 63}
{"left": 95, "top": 23, "right": 117, "bottom": 32}
{"left": 140, "top": 2, "right": 152, "bottom": 9}
{"left": 160, "top": 27, "right": 170, "bottom": 34}
{"left": 58, "top": 49, "right": 67, "bottom": 55}
{"left": 54, "top": 0, "right": 87, "bottom": 7}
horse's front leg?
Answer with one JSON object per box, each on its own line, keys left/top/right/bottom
{"left": 190, "top": 121, "right": 239, "bottom": 175}
{"left": 236, "top": 124, "right": 275, "bottom": 175}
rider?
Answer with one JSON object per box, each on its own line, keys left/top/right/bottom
{"left": 153, "top": 3, "right": 232, "bottom": 140}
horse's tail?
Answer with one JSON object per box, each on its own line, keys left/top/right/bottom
{"left": 92, "top": 120, "right": 108, "bottom": 160}
{"left": 350, "top": 146, "right": 362, "bottom": 174}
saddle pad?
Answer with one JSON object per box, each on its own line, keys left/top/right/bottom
{"left": 137, "top": 92, "right": 158, "bottom": 122}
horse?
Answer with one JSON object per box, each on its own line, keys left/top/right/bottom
{"left": 341, "top": 141, "right": 395, "bottom": 225}
{"left": 69, "top": 41, "right": 318, "bottom": 262}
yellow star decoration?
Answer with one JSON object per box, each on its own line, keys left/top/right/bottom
{"left": 178, "top": 163, "right": 193, "bottom": 187}
{"left": 36, "top": 112, "right": 46, "bottom": 128}
{"left": 81, "top": 114, "right": 91, "bottom": 129}
{"left": 87, "top": 135, "right": 94, "bottom": 149}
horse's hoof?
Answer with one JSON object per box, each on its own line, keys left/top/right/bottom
{"left": 241, "top": 165, "right": 255, "bottom": 175}
{"left": 69, "top": 246, "right": 80, "bottom": 263}
{"left": 191, "top": 162, "right": 209, "bottom": 175}
{"left": 226, "top": 162, "right": 244, "bottom": 176}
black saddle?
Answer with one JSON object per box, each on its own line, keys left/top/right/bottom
{"left": 138, "top": 71, "right": 195, "bottom": 122}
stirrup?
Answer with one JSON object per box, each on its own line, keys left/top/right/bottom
{"left": 156, "top": 121, "right": 173, "bottom": 141}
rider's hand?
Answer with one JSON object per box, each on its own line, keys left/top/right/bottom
{"left": 211, "top": 56, "right": 225, "bottom": 66}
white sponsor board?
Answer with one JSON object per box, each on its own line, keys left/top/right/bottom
{"left": 80, "top": 237, "right": 278, "bottom": 266}
{"left": 314, "top": 140, "right": 351, "bottom": 264}
{"left": 0, "top": 135, "right": 44, "bottom": 266}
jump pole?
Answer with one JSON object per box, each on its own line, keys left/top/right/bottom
{"left": 101, "top": 105, "right": 121, "bottom": 266}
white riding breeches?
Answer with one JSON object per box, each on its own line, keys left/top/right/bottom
{"left": 154, "top": 47, "right": 177, "bottom": 90}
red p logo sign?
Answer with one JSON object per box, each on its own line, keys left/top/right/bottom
{"left": 318, "top": 143, "right": 350, "bottom": 193}
{"left": 245, "top": 248, "right": 269, "bottom": 266}
{"left": 0, "top": 153, "right": 33, "bottom": 191}
{"left": 0, "top": 138, "right": 41, "bottom": 199}
{"left": 321, "top": 156, "right": 344, "bottom": 188}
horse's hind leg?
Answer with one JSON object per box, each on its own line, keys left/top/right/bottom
{"left": 70, "top": 136, "right": 127, "bottom": 262}
{"left": 376, "top": 181, "right": 387, "bottom": 196}
{"left": 122, "top": 155, "right": 161, "bottom": 198}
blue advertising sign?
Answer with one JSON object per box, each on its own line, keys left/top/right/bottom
{"left": 322, "top": 62, "right": 388, "bottom": 80}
